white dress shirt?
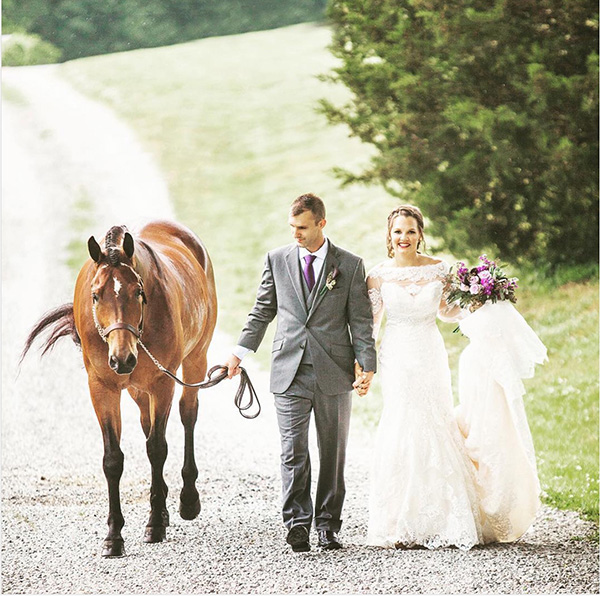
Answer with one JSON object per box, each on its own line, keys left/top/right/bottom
{"left": 232, "top": 238, "right": 329, "bottom": 361}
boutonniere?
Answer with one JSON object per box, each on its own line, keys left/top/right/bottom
{"left": 319, "top": 267, "right": 340, "bottom": 296}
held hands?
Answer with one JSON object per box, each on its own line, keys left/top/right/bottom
{"left": 353, "top": 362, "right": 374, "bottom": 397}
{"left": 224, "top": 354, "right": 242, "bottom": 378}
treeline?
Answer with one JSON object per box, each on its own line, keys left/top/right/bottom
{"left": 3, "top": 0, "right": 327, "bottom": 61}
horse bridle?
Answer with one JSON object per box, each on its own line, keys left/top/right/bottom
{"left": 92, "top": 262, "right": 146, "bottom": 343}
{"left": 90, "top": 274, "right": 261, "bottom": 419}
{"left": 91, "top": 295, "right": 145, "bottom": 342}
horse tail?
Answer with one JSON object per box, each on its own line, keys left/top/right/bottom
{"left": 19, "top": 303, "right": 81, "bottom": 365}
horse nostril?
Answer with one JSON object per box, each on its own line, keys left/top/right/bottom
{"left": 109, "top": 355, "right": 119, "bottom": 370}
{"left": 126, "top": 354, "right": 137, "bottom": 369}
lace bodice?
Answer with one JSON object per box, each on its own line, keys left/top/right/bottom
{"left": 367, "top": 261, "right": 460, "bottom": 336}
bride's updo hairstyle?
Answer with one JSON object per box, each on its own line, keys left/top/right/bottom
{"left": 386, "top": 205, "right": 426, "bottom": 258}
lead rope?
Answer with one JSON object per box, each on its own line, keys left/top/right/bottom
{"left": 93, "top": 301, "right": 260, "bottom": 419}
{"left": 138, "top": 339, "right": 261, "bottom": 420}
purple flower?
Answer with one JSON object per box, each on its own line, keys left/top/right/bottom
{"left": 479, "top": 254, "right": 496, "bottom": 267}
{"left": 449, "top": 254, "right": 518, "bottom": 308}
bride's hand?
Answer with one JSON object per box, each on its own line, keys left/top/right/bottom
{"left": 355, "top": 382, "right": 371, "bottom": 397}
{"left": 353, "top": 362, "right": 373, "bottom": 397}
{"left": 469, "top": 300, "right": 485, "bottom": 313}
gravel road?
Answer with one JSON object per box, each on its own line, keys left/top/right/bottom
{"left": 2, "top": 64, "right": 598, "bottom": 595}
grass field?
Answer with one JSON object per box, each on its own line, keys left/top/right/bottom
{"left": 59, "top": 23, "right": 598, "bottom": 523}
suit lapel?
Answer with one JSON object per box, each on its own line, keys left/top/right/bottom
{"left": 284, "top": 245, "right": 308, "bottom": 317}
{"left": 306, "top": 241, "right": 340, "bottom": 323}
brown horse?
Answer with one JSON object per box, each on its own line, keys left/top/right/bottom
{"left": 21, "top": 220, "right": 217, "bottom": 557}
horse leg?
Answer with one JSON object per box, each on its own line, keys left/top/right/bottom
{"left": 128, "top": 387, "right": 169, "bottom": 528}
{"left": 89, "top": 382, "right": 126, "bottom": 558}
{"left": 144, "top": 377, "right": 174, "bottom": 543}
{"left": 178, "top": 348, "right": 208, "bottom": 520}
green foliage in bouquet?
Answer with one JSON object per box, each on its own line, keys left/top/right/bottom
{"left": 445, "top": 254, "right": 518, "bottom": 310}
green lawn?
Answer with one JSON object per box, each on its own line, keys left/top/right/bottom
{"left": 59, "top": 23, "right": 598, "bottom": 524}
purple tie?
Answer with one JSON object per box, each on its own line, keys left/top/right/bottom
{"left": 303, "top": 254, "right": 317, "bottom": 292}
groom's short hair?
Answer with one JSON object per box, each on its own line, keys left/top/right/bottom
{"left": 290, "top": 193, "right": 326, "bottom": 223}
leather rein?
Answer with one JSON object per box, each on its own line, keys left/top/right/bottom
{"left": 91, "top": 296, "right": 261, "bottom": 420}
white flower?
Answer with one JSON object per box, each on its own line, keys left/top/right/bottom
{"left": 470, "top": 284, "right": 482, "bottom": 294}
{"left": 479, "top": 270, "right": 492, "bottom": 279}
{"left": 460, "top": 283, "right": 470, "bottom": 292}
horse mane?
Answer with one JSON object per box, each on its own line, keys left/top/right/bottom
{"left": 102, "top": 226, "right": 163, "bottom": 278}
{"left": 104, "top": 225, "right": 128, "bottom": 265}
{"left": 136, "top": 239, "right": 164, "bottom": 278}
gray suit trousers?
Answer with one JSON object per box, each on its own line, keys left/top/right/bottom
{"left": 274, "top": 363, "right": 352, "bottom": 532}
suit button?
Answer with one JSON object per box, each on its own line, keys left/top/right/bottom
{"left": 300, "top": 343, "right": 305, "bottom": 349}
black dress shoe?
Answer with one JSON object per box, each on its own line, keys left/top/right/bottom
{"left": 286, "top": 525, "right": 310, "bottom": 552}
{"left": 317, "top": 530, "right": 342, "bottom": 550}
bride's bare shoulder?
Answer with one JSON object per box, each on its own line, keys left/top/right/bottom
{"left": 418, "top": 255, "right": 443, "bottom": 266}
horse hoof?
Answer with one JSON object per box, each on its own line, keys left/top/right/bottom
{"left": 144, "top": 526, "right": 167, "bottom": 543}
{"left": 102, "top": 538, "right": 125, "bottom": 557}
{"left": 179, "top": 498, "right": 201, "bottom": 520}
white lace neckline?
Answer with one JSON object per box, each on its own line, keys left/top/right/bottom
{"left": 369, "top": 260, "right": 448, "bottom": 282}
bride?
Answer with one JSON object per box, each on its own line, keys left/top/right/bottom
{"left": 362, "top": 205, "right": 546, "bottom": 550}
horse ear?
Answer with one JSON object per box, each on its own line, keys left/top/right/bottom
{"left": 88, "top": 236, "right": 103, "bottom": 263}
{"left": 123, "top": 233, "right": 135, "bottom": 259}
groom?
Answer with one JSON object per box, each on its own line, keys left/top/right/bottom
{"left": 225, "top": 193, "right": 376, "bottom": 552}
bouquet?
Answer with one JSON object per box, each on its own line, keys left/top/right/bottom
{"left": 445, "top": 255, "right": 518, "bottom": 311}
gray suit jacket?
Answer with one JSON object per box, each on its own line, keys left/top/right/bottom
{"left": 238, "top": 240, "right": 377, "bottom": 395}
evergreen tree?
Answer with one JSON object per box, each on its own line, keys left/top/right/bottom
{"left": 321, "top": 0, "right": 599, "bottom": 265}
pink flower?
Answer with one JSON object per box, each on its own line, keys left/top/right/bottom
{"left": 469, "top": 284, "right": 481, "bottom": 294}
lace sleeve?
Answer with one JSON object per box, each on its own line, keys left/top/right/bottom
{"left": 438, "top": 295, "right": 468, "bottom": 323}
{"left": 435, "top": 260, "right": 468, "bottom": 322}
{"left": 368, "top": 287, "right": 383, "bottom": 316}
{"left": 367, "top": 271, "right": 384, "bottom": 339}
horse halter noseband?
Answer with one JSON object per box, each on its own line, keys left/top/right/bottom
{"left": 91, "top": 294, "right": 145, "bottom": 343}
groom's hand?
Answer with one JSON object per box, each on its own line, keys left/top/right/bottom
{"left": 353, "top": 362, "right": 374, "bottom": 397}
{"left": 224, "top": 354, "right": 242, "bottom": 378}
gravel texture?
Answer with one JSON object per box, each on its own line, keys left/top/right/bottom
{"left": 2, "top": 64, "right": 598, "bottom": 595}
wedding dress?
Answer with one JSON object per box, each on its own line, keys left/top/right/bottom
{"left": 366, "top": 261, "right": 483, "bottom": 550}
{"left": 456, "top": 301, "right": 547, "bottom": 543}
{"left": 366, "top": 260, "right": 546, "bottom": 550}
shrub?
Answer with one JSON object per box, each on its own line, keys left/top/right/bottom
{"left": 2, "top": 32, "right": 62, "bottom": 66}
